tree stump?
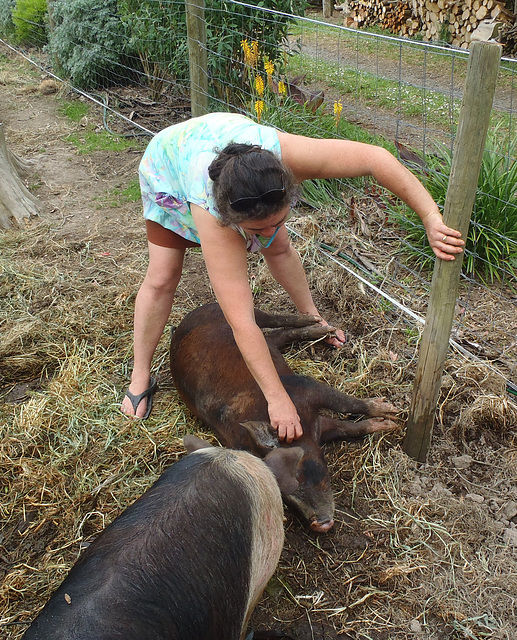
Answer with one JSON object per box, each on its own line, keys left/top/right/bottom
{"left": 0, "top": 123, "right": 41, "bottom": 230}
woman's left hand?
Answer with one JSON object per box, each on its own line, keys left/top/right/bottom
{"left": 423, "top": 212, "right": 465, "bottom": 261}
{"left": 318, "top": 319, "right": 346, "bottom": 348}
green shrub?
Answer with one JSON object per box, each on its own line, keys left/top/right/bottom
{"left": 46, "top": 0, "right": 136, "bottom": 89}
{"left": 118, "top": 0, "right": 306, "bottom": 101}
{"left": 12, "top": 0, "right": 47, "bottom": 45}
{"left": 0, "top": 0, "right": 16, "bottom": 38}
{"left": 117, "top": 0, "right": 188, "bottom": 99}
{"left": 396, "top": 131, "right": 517, "bottom": 282}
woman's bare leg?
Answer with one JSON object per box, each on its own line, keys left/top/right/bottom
{"left": 121, "top": 242, "right": 186, "bottom": 417}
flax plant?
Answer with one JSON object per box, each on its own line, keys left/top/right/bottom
{"left": 395, "top": 129, "right": 517, "bottom": 283}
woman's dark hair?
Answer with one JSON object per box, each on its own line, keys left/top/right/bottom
{"left": 208, "top": 143, "right": 298, "bottom": 226}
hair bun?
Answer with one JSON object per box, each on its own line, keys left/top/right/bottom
{"left": 224, "top": 143, "right": 261, "bottom": 157}
{"left": 208, "top": 143, "right": 261, "bottom": 181}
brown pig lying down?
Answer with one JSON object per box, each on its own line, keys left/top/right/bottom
{"left": 170, "top": 302, "right": 398, "bottom": 533}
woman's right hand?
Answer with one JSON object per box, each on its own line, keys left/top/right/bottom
{"left": 268, "top": 396, "right": 303, "bottom": 443}
{"left": 422, "top": 211, "right": 464, "bottom": 261}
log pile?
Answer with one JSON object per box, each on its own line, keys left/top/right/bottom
{"left": 334, "top": 0, "right": 517, "bottom": 53}
{"left": 411, "top": 0, "right": 515, "bottom": 47}
{"left": 499, "top": 20, "right": 517, "bottom": 55}
{"left": 334, "top": 1, "right": 414, "bottom": 33}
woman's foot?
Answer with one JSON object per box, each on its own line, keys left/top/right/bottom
{"left": 121, "top": 377, "right": 158, "bottom": 419}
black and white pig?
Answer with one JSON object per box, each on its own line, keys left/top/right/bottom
{"left": 170, "top": 303, "right": 398, "bottom": 533}
{"left": 22, "top": 436, "right": 301, "bottom": 640}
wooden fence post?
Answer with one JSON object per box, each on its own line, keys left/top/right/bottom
{"left": 323, "top": 0, "right": 333, "bottom": 19}
{"left": 186, "top": 0, "right": 208, "bottom": 117}
{"left": 402, "top": 41, "right": 502, "bottom": 462}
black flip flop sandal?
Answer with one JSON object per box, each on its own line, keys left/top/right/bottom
{"left": 124, "top": 377, "right": 158, "bottom": 419}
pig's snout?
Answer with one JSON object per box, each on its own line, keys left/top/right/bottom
{"left": 310, "top": 517, "right": 334, "bottom": 533}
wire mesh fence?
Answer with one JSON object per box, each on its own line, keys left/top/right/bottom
{"left": 1, "top": 0, "right": 516, "bottom": 396}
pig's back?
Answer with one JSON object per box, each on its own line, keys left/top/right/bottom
{"left": 23, "top": 448, "right": 283, "bottom": 640}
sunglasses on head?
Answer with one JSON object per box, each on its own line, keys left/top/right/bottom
{"left": 229, "top": 180, "right": 286, "bottom": 212}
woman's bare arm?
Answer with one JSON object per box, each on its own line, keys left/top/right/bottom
{"left": 191, "top": 203, "right": 303, "bottom": 442}
{"left": 278, "top": 132, "right": 464, "bottom": 261}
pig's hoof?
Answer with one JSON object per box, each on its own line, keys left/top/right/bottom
{"left": 368, "top": 398, "right": 398, "bottom": 418}
{"left": 310, "top": 517, "right": 334, "bottom": 533}
{"left": 370, "top": 418, "right": 399, "bottom": 432}
{"left": 320, "top": 321, "right": 345, "bottom": 348}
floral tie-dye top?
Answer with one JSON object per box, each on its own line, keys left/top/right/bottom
{"left": 139, "top": 112, "right": 282, "bottom": 251}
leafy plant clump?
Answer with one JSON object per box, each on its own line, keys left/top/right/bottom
{"left": 206, "top": 0, "right": 306, "bottom": 100}
{"left": 118, "top": 0, "right": 306, "bottom": 102}
{"left": 117, "top": 0, "right": 188, "bottom": 100}
{"left": 396, "top": 132, "right": 517, "bottom": 283}
{"left": 0, "top": 0, "right": 16, "bottom": 38}
{"left": 12, "top": 0, "right": 47, "bottom": 45}
{"left": 46, "top": 0, "right": 137, "bottom": 89}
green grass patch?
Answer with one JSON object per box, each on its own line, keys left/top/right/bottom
{"left": 98, "top": 179, "right": 142, "bottom": 208}
{"left": 120, "top": 179, "right": 141, "bottom": 203}
{"left": 287, "top": 17, "right": 516, "bottom": 141}
{"left": 286, "top": 51, "right": 462, "bottom": 130}
{"left": 66, "top": 129, "right": 140, "bottom": 154}
{"left": 59, "top": 100, "right": 91, "bottom": 122}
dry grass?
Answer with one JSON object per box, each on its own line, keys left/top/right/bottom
{"left": 2, "top": 207, "right": 517, "bottom": 640}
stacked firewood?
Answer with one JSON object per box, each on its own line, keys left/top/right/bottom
{"left": 334, "top": 1, "right": 413, "bottom": 32}
{"left": 334, "top": 0, "right": 516, "bottom": 53}
{"left": 411, "top": 0, "right": 514, "bottom": 47}
{"left": 499, "top": 20, "right": 517, "bottom": 55}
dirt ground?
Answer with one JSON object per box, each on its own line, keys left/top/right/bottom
{"left": 1, "top": 49, "right": 517, "bottom": 640}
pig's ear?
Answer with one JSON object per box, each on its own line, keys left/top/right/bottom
{"left": 263, "top": 446, "right": 303, "bottom": 495}
{"left": 240, "top": 421, "right": 279, "bottom": 453}
{"left": 183, "top": 434, "right": 214, "bottom": 453}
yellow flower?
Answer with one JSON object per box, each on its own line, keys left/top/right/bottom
{"left": 264, "top": 59, "right": 275, "bottom": 89}
{"left": 278, "top": 80, "right": 287, "bottom": 96}
{"left": 250, "top": 41, "right": 259, "bottom": 68}
{"left": 334, "top": 100, "right": 343, "bottom": 129}
{"left": 241, "top": 39, "right": 251, "bottom": 65}
{"left": 241, "top": 39, "right": 259, "bottom": 68}
{"left": 255, "top": 75, "right": 265, "bottom": 97}
{"left": 264, "top": 59, "right": 274, "bottom": 76}
{"left": 254, "top": 100, "right": 265, "bottom": 123}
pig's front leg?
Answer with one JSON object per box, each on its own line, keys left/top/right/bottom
{"left": 363, "top": 397, "right": 399, "bottom": 419}
{"left": 310, "top": 383, "right": 398, "bottom": 420}
{"left": 254, "top": 309, "right": 322, "bottom": 329}
{"left": 319, "top": 415, "right": 399, "bottom": 443}
{"left": 266, "top": 324, "right": 335, "bottom": 349}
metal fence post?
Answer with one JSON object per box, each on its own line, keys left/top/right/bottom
{"left": 403, "top": 41, "right": 502, "bottom": 462}
{"left": 186, "top": 0, "right": 208, "bottom": 117}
